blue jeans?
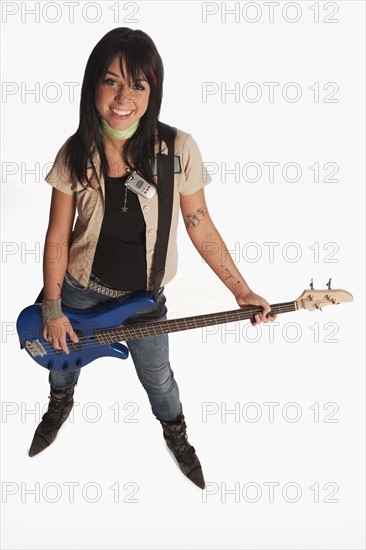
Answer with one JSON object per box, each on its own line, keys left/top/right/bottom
{"left": 49, "top": 272, "right": 183, "bottom": 422}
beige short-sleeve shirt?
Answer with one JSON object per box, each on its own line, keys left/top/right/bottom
{"left": 45, "top": 127, "right": 212, "bottom": 289}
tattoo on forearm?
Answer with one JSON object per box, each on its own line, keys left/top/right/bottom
{"left": 220, "top": 264, "right": 242, "bottom": 288}
{"left": 220, "top": 264, "right": 234, "bottom": 281}
{"left": 184, "top": 207, "right": 208, "bottom": 229}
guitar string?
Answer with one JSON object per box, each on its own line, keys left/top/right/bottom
{"left": 39, "top": 304, "right": 294, "bottom": 349}
{"left": 37, "top": 303, "right": 300, "bottom": 355}
{"left": 38, "top": 303, "right": 312, "bottom": 354}
{"left": 40, "top": 303, "right": 329, "bottom": 356}
{"left": 37, "top": 296, "right": 341, "bottom": 356}
{"left": 38, "top": 309, "right": 293, "bottom": 353}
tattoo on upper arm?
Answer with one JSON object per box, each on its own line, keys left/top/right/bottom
{"left": 184, "top": 207, "right": 208, "bottom": 229}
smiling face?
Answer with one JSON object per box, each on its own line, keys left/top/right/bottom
{"left": 95, "top": 54, "right": 151, "bottom": 132}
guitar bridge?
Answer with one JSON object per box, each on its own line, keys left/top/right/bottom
{"left": 25, "top": 339, "right": 47, "bottom": 357}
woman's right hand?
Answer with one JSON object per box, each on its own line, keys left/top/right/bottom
{"left": 42, "top": 315, "right": 79, "bottom": 355}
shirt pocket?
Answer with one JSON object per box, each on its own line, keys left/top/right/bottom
{"left": 75, "top": 186, "right": 100, "bottom": 226}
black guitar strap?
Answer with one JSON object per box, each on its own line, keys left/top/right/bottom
{"left": 153, "top": 121, "right": 177, "bottom": 300}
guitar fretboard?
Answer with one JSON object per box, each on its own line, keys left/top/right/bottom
{"left": 94, "top": 301, "right": 297, "bottom": 344}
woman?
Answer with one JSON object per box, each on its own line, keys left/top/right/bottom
{"left": 29, "top": 27, "right": 276, "bottom": 489}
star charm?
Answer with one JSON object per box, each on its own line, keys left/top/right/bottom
{"left": 121, "top": 206, "right": 128, "bottom": 213}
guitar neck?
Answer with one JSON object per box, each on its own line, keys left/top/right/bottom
{"left": 94, "top": 301, "right": 297, "bottom": 344}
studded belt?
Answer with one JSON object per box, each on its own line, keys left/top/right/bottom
{"left": 86, "top": 280, "right": 132, "bottom": 298}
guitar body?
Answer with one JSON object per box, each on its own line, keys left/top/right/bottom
{"left": 17, "top": 292, "right": 156, "bottom": 373}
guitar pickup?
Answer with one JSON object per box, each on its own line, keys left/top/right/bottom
{"left": 68, "top": 330, "right": 82, "bottom": 352}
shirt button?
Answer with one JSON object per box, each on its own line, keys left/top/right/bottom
{"left": 148, "top": 229, "right": 153, "bottom": 235}
{"left": 148, "top": 250, "right": 154, "bottom": 255}
{"left": 143, "top": 205, "right": 149, "bottom": 212}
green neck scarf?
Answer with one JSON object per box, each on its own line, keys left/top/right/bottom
{"left": 100, "top": 117, "right": 139, "bottom": 140}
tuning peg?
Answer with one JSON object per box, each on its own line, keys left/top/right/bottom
{"left": 315, "top": 303, "right": 322, "bottom": 311}
{"left": 326, "top": 278, "right": 332, "bottom": 290}
{"left": 309, "top": 278, "right": 314, "bottom": 290}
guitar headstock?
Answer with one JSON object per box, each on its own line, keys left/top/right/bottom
{"left": 295, "top": 278, "right": 353, "bottom": 312}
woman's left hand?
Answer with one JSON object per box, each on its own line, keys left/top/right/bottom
{"left": 235, "top": 290, "right": 277, "bottom": 326}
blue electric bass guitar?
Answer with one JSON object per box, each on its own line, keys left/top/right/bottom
{"left": 17, "top": 282, "right": 353, "bottom": 373}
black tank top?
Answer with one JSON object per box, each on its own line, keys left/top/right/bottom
{"left": 91, "top": 175, "right": 147, "bottom": 290}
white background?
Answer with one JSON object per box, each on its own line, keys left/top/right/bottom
{"left": 1, "top": 1, "right": 365, "bottom": 549}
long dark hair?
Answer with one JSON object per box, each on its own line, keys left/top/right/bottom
{"left": 65, "top": 27, "right": 164, "bottom": 185}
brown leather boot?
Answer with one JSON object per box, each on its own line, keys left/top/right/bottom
{"left": 160, "top": 414, "right": 205, "bottom": 489}
{"left": 28, "top": 386, "right": 75, "bottom": 457}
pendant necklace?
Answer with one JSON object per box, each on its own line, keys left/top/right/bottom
{"left": 121, "top": 168, "right": 131, "bottom": 213}
{"left": 121, "top": 184, "right": 129, "bottom": 213}
{"left": 98, "top": 116, "right": 140, "bottom": 215}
